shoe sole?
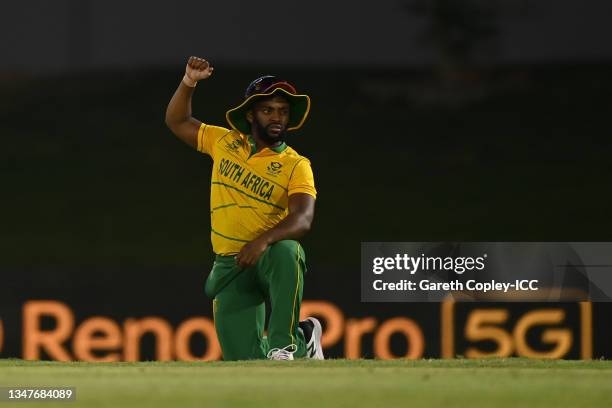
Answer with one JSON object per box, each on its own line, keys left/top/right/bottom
{"left": 307, "top": 317, "right": 325, "bottom": 360}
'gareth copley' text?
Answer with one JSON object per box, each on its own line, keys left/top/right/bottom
{"left": 372, "top": 279, "right": 539, "bottom": 292}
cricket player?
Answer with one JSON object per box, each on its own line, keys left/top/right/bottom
{"left": 165, "top": 56, "right": 324, "bottom": 361}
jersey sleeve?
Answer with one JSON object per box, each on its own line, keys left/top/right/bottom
{"left": 197, "top": 123, "right": 231, "bottom": 159}
{"left": 288, "top": 158, "right": 317, "bottom": 199}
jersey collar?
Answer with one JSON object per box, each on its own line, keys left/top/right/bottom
{"left": 246, "top": 134, "right": 287, "bottom": 155}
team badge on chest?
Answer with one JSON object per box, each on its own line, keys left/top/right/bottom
{"left": 266, "top": 161, "right": 283, "bottom": 176}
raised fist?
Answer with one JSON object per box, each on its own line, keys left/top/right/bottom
{"left": 185, "top": 56, "right": 214, "bottom": 82}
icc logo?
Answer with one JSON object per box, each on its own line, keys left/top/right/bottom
{"left": 225, "top": 139, "right": 243, "bottom": 153}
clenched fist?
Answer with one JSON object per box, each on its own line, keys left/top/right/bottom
{"left": 183, "top": 56, "right": 214, "bottom": 87}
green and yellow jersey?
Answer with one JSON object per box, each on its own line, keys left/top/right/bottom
{"left": 197, "top": 123, "right": 316, "bottom": 255}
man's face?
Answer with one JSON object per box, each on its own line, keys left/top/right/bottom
{"left": 248, "top": 95, "right": 290, "bottom": 144}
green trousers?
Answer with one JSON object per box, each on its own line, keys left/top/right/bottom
{"left": 204, "top": 240, "right": 307, "bottom": 360}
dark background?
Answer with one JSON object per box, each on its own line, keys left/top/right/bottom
{"left": 1, "top": 0, "right": 612, "bottom": 359}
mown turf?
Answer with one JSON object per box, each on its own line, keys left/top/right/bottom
{"left": 1, "top": 359, "right": 611, "bottom": 407}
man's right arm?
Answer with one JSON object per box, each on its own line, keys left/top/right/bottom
{"left": 165, "top": 56, "right": 214, "bottom": 149}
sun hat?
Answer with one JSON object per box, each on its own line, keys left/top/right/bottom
{"left": 225, "top": 75, "right": 311, "bottom": 135}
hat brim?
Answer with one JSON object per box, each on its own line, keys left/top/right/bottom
{"left": 225, "top": 88, "right": 311, "bottom": 135}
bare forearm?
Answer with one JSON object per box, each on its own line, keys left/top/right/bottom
{"left": 165, "top": 81, "right": 195, "bottom": 127}
{"left": 235, "top": 186, "right": 315, "bottom": 268}
{"left": 258, "top": 194, "right": 315, "bottom": 245}
{"left": 165, "top": 57, "right": 214, "bottom": 148}
{"left": 259, "top": 212, "right": 312, "bottom": 245}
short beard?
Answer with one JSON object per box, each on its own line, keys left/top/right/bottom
{"left": 253, "top": 118, "right": 287, "bottom": 145}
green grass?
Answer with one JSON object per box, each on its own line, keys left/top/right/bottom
{"left": 1, "top": 359, "right": 611, "bottom": 407}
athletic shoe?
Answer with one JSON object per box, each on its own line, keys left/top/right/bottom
{"left": 299, "top": 317, "right": 324, "bottom": 360}
{"left": 267, "top": 344, "right": 297, "bottom": 360}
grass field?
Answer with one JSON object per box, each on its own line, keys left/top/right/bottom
{"left": 1, "top": 359, "right": 611, "bottom": 407}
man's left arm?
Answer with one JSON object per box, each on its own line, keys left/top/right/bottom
{"left": 235, "top": 193, "right": 315, "bottom": 268}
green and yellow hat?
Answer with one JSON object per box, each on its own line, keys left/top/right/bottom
{"left": 225, "top": 75, "right": 311, "bottom": 135}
